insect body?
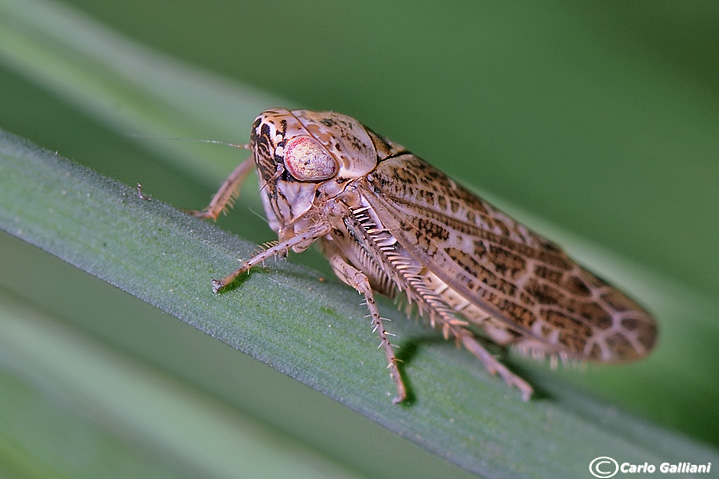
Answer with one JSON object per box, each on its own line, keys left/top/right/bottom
{"left": 193, "top": 108, "right": 657, "bottom": 403}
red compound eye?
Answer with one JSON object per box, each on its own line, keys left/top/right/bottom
{"left": 283, "top": 136, "right": 339, "bottom": 181}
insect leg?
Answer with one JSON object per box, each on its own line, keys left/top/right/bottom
{"left": 326, "top": 251, "right": 406, "bottom": 404}
{"left": 212, "top": 223, "right": 331, "bottom": 293}
{"left": 454, "top": 329, "right": 534, "bottom": 401}
{"left": 191, "top": 156, "right": 256, "bottom": 220}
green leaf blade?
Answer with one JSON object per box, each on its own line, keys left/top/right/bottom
{"left": 2, "top": 128, "right": 717, "bottom": 479}
{"left": 1, "top": 0, "right": 718, "bottom": 476}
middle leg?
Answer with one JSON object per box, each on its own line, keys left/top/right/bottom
{"left": 327, "top": 252, "right": 406, "bottom": 403}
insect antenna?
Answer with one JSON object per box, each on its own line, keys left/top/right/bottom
{"left": 128, "top": 134, "right": 251, "bottom": 151}
{"left": 185, "top": 139, "right": 251, "bottom": 150}
{"left": 247, "top": 205, "right": 271, "bottom": 227}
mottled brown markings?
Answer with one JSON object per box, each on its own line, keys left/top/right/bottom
{"left": 564, "top": 274, "right": 592, "bottom": 297}
{"left": 416, "top": 217, "right": 450, "bottom": 241}
{"left": 192, "top": 108, "right": 657, "bottom": 402}
{"left": 365, "top": 128, "right": 396, "bottom": 157}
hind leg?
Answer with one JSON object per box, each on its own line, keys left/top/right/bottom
{"left": 454, "top": 329, "right": 533, "bottom": 401}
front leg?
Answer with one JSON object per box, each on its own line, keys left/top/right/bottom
{"left": 190, "top": 155, "right": 255, "bottom": 220}
{"left": 325, "top": 248, "right": 406, "bottom": 404}
{"left": 213, "top": 223, "right": 331, "bottom": 292}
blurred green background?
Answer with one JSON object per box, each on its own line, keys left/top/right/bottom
{"left": 5, "top": 0, "right": 719, "bottom": 297}
{"left": 1, "top": 0, "right": 718, "bottom": 477}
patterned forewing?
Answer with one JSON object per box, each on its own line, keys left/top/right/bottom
{"left": 361, "top": 154, "right": 656, "bottom": 362}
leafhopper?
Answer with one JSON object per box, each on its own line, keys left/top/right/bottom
{"left": 192, "top": 109, "right": 657, "bottom": 403}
